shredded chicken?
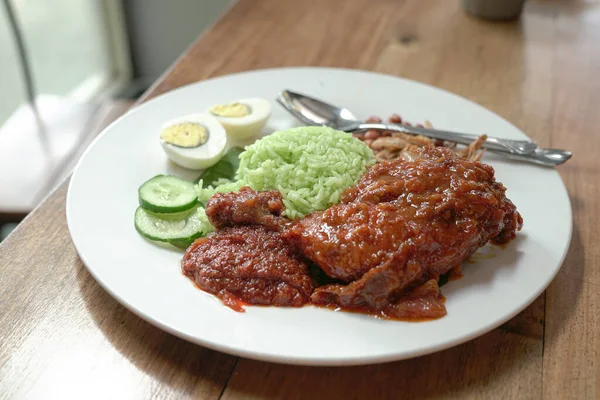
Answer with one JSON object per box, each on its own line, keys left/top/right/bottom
{"left": 359, "top": 115, "right": 487, "bottom": 162}
{"left": 457, "top": 134, "right": 487, "bottom": 161}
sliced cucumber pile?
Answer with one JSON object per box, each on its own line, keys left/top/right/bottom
{"left": 135, "top": 174, "right": 212, "bottom": 248}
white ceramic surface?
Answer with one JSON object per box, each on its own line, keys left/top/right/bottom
{"left": 66, "top": 67, "right": 572, "bottom": 366}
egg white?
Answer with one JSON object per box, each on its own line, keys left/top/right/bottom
{"left": 209, "top": 98, "right": 271, "bottom": 140}
{"left": 159, "top": 113, "right": 227, "bottom": 170}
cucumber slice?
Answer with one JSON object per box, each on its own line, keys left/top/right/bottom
{"left": 169, "top": 240, "right": 198, "bottom": 250}
{"left": 138, "top": 175, "right": 198, "bottom": 213}
{"left": 134, "top": 206, "right": 204, "bottom": 246}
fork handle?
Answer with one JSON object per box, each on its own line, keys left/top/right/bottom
{"left": 354, "top": 123, "right": 538, "bottom": 155}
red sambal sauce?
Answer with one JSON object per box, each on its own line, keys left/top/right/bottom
{"left": 181, "top": 225, "right": 314, "bottom": 311}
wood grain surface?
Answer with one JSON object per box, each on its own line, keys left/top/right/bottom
{"left": 1, "top": 0, "right": 598, "bottom": 399}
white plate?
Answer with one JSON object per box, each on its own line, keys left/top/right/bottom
{"left": 67, "top": 67, "right": 572, "bottom": 366}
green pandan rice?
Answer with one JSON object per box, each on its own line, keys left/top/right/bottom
{"left": 196, "top": 206, "right": 215, "bottom": 235}
{"left": 235, "top": 126, "right": 375, "bottom": 219}
{"left": 196, "top": 179, "right": 247, "bottom": 204}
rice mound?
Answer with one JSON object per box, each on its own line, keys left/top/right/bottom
{"left": 236, "top": 126, "right": 375, "bottom": 219}
{"left": 196, "top": 179, "right": 246, "bottom": 204}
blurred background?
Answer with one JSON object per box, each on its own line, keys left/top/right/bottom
{"left": 0, "top": 0, "right": 236, "bottom": 240}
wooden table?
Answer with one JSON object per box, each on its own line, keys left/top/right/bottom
{"left": 1, "top": 1, "right": 598, "bottom": 398}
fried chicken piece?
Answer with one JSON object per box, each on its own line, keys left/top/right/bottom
{"left": 285, "top": 146, "right": 522, "bottom": 317}
{"left": 182, "top": 226, "right": 313, "bottom": 311}
{"left": 284, "top": 202, "right": 423, "bottom": 283}
{"left": 205, "top": 186, "right": 287, "bottom": 231}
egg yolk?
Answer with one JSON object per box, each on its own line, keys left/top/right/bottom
{"left": 160, "top": 123, "right": 208, "bottom": 148}
{"left": 209, "top": 102, "right": 251, "bottom": 118}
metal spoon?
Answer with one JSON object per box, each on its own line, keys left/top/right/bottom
{"left": 277, "top": 90, "right": 571, "bottom": 166}
{"left": 499, "top": 148, "right": 573, "bottom": 167}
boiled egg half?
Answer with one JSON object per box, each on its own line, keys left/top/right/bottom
{"left": 159, "top": 113, "right": 227, "bottom": 170}
{"left": 208, "top": 98, "right": 271, "bottom": 140}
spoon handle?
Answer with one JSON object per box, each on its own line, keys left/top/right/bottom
{"left": 503, "top": 148, "right": 572, "bottom": 166}
{"left": 356, "top": 123, "right": 539, "bottom": 155}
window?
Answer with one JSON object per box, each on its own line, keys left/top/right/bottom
{"left": 0, "top": 0, "right": 131, "bottom": 125}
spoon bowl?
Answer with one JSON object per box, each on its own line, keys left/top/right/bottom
{"left": 277, "top": 90, "right": 359, "bottom": 129}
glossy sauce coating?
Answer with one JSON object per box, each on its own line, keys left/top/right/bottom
{"left": 205, "top": 186, "right": 286, "bottom": 231}
{"left": 286, "top": 146, "right": 522, "bottom": 319}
